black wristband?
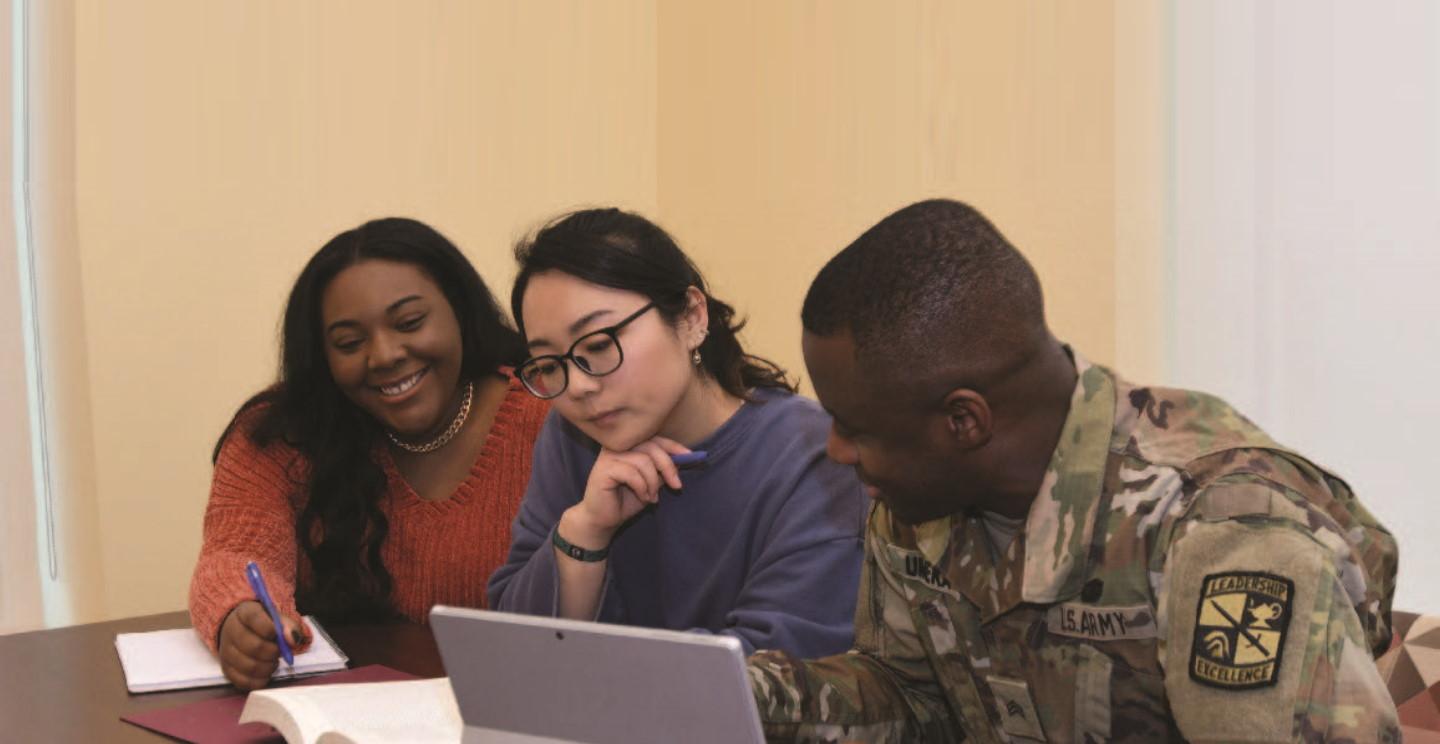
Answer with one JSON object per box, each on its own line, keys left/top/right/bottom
{"left": 552, "top": 528, "right": 610, "bottom": 562}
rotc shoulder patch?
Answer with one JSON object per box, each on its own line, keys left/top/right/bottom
{"left": 1188, "top": 571, "right": 1294, "bottom": 690}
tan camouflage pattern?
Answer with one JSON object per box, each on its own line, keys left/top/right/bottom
{"left": 750, "top": 353, "right": 1400, "bottom": 743}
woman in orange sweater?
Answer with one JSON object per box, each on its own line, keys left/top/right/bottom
{"left": 189, "top": 218, "right": 548, "bottom": 690}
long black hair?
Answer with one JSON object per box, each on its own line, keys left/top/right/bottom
{"left": 214, "top": 217, "right": 525, "bottom": 620}
{"left": 512, "top": 208, "right": 794, "bottom": 398}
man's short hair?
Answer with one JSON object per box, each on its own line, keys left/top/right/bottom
{"left": 802, "top": 199, "right": 1046, "bottom": 386}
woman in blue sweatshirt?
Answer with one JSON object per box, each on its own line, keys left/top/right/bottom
{"left": 487, "top": 208, "right": 866, "bottom": 658}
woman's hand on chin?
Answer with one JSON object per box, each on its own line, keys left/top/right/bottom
{"left": 562, "top": 436, "right": 693, "bottom": 545}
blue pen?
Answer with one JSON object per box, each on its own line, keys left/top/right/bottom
{"left": 245, "top": 561, "right": 294, "bottom": 666}
{"left": 670, "top": 450, "right": 708, "bottom": 467}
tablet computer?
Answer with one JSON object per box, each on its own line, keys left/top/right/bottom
{"left": 430, "top": 605, "right": 765, "bottom": 744}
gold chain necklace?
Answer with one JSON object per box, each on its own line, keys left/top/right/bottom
{"left": 386, "top": 380, "right": 473, "bottom": 454}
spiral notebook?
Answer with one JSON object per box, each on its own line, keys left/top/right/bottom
{"left": 115, "top": 616, "right": 349, "bottom": 693}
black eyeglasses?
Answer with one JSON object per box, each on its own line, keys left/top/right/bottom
{"left": 515, "top": 302, "right": 656, "bottom": 399}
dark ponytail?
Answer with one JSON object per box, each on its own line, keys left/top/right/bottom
{"left": 511, "top": 208, "right": 794, "bottom": 399}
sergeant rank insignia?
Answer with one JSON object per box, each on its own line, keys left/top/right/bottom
{"left": 1189, "top": 571, "right": 1294, "bottom": 689}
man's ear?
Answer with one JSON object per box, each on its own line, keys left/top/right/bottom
{"left": 941, "top": 389, "right": 992, "bottom": 450}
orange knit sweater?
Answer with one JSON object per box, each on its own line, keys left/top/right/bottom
{"left": 188, "top": 377, "right": 549, "bottom": 651}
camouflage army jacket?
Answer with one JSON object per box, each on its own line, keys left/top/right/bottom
{"left": 750, "top": 355, "right": 1399, "bottom": 743}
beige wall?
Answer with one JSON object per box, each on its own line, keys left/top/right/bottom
{"left": 71, "top": 0, "right": 658, "bottom": 621}
{"left": 13, "top": 1, "right": 1163, "bottom": 625}
{"left": 657, "top": 2, "right": 1123, "bottom": 390}
{"left": 1112, "top": 1, "right": 1167, "bottom": 384}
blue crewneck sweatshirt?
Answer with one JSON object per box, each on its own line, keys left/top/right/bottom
{"left": 487, "top": 388, "right": 867, "bottom": 658}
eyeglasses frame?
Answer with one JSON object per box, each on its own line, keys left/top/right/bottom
{"left": 515, "top": 301, "right": 657, "bottom": 399}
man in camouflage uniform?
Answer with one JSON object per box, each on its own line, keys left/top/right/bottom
{"left": 749, "top": 199, "right": 1399, "bottom": 743}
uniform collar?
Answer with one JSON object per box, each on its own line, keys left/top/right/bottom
{"left": 1019, "top": 352, "right": 1116, "bottom": 604}
{"left": 930, "top": 350, "right": 1116, "bottom": 621}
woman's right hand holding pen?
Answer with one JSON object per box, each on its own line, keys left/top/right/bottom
{"left": 218, "top": 601, "right": 310, "bottom": 690}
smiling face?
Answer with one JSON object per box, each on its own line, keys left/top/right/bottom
{"left": 520, "top": 271, "right": 701, "bottom": 451}
{"left": 803, "top": 330, "right": 974, "bottom": 525}
{"left": 320, "top": 259, "right": 466, "bottom": 439}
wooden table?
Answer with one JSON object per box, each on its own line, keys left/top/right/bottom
{"left": 0, "top": 610, "right": 445, "bottom": 742}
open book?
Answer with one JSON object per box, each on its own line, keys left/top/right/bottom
{"left": 239, "top": 677, "right": 461, "bottom": 744}
{"left": 115, "top": 616, "right": 348, "bottom": 693}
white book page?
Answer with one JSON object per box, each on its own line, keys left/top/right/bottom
{"left": 240, "top": 677, "right": 461, "bottom": 744}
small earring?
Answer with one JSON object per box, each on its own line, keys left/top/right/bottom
{"left": 692, "top": 348, "right": 703, "bottom": 366}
